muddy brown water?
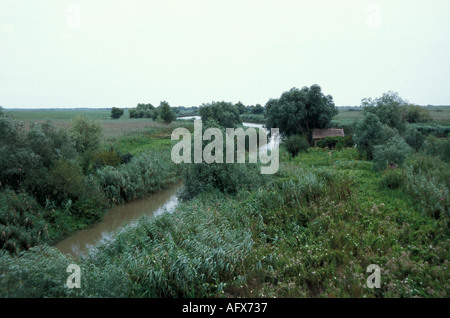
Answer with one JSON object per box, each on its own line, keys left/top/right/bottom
{"left": 54, "top": 182, "right": 183, "bottom": 258}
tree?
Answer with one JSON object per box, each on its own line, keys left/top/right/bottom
{"left": 110, "top": 107, "right": 124, "bottom": 119}
{"left": 402, "top": 104, "right": 433, "bottom": 123}
{"left": 70, "top": 116, "right": 103, "bottom": 154}
{"left": 129, "top": 103, "right": 155, "bottom": 118}
{"left": 362, "top": 91, "right": 408, "bottom": 133}
{"left": 159, "top": 101, "right": 175, "bottom": 124}
{"left": 199, "top": 101, "right": 242, "bottom": 128}
{"left": 252, "top": 104, "right": 264, "bottom": 115}
{"left": 372, "top": 136, "right": 412, "bottom": 171}
{"left": 265, "top": 84, "right": 338, "bottom": 140}
{"left": 235, "top": 102, "right": 247, "bottom": 114}
{"left": 354, "top": 113, "right": 398, "bottom": 159}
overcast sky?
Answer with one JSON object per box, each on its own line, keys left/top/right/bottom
{"left": 1, "top": 0, "right": 449, "bottom": 108}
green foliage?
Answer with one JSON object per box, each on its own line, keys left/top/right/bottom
{"left": 404, "top": 167, "right": 449, "bottom": 219}
{"left": 411, "top": 124, "right": 450, "bottom": 137}
{"left": 48, "top": 159, "right": 85, "bottom": 203}
{"left": 362, "top": 91, "right": 408, "bottom": 133}
{"left": 354, "top": 113, "right": 398, "bottom": 159}
{"left": 403, "top": 126, "right": 425, "bottom": 151}
{"left": 423, "top": 135, "right": 450, "bottom": 162}
{"left": 402, "top": 105, "right": 433, "bottom": 123}
{"left": 0, "top": 246, "right": 129, "bottom": 297}
{"left": 96, "top": 151, "right": 180, "bottom": 205}
{"left": 199, "top": 101, "right": 242, "bottom": 128}
{"left": 235, "top": 101, "right": 247, "bottom": 114}
{"left": 265, "top": 84, "right": 338, "bottom": 139}
{"left": 317, "top": 136, "right": 354, "bottom": 150}
{"left": 92, "top": 149, "right": 122, "bottom": 168}
{"left": 283, "top": 134, "right": 310, "bottom": 157}
{"left": 129, "top": 103, "right": 156, "bottom": 119}
{"left": 240, "top": 114, "right": 265, "bottom": 124}
{"left": 380, "top": 168, "right": 405, "bottom": 189}
{"left": 372, "top": 136, "right": 412, "bottom": 171}
{"left": 159, "top": 101, "right": 175, "bottom": 124}
{"left": 179, "top": 120, "right": 264, "bottom": 200}
{"left": 70, "top": 116, "right": 103, "bottom": 154}
{"left": 110, "top": 107, "right": 124, "bottom": 119}
{"left": 0, "top": 190, "right": 49, "bottom": 254}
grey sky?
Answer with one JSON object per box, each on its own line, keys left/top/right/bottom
{"left": 1, "top": 0, "right": 449, "bottom": 108}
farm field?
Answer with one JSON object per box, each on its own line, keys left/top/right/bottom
{"left": 332, "top": 106, "right": 450, "bottom": 126}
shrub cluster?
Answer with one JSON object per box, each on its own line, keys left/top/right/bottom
{"left": 283, "top": 134, "right": 310, "bottom": 157}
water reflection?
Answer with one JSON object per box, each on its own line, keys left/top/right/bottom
{"left": 54, "top": 183, "right": 183, "bottom": 258}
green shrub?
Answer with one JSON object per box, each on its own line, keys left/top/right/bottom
{"left": 380, "top": 168, "right": 405, "bottom": 189}
{"left": 372, "top": 136, "right": 412, "bottom": 171}
{"left": 0, "top": 190, "right": 49, "bottom": 254}
{"left": 354, "top": 113, "right": 398, "bottom": 159}
{"left": 96, "top": 151, "right": 180, "bottom": 204}
{"left": 406, "top": 153, "right": 450, "bottom": 186}
{"left": 404, "top": 168, "right": 449, "bottom": 219}
{"left": 423, "top": 135, "right": 450, "bottom": 162}
{"left": 403, "top": 126, "right": 425, "bottom": 151}
{"left": 110, "top": 107, "right": 124, "bottom": 119}
{"left": 70, "top": 116, "right": 103, "bottom": 154}
{"left": 283, "top": 134, "right": 310, "bottom": 157}
{"left": 317, "top": 136, "right": 353, "bottom": 150}
{"left": 92, "top": 149, "right": 122, "bottom": 168}
{"left": 179, "top": 120, "right": 264, "bottom": 200}
{"left": 411, "top": 124, "right": 450, "bottom": 137}
{"left": 402, "top": 105, "right": 433, "bottom": 123}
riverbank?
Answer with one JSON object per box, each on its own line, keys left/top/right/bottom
{"left": 1, "top": 146, "right": 448, "bottom": 297}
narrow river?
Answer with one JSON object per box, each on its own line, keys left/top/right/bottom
{"left": 54, "top": 119, "right": 274, "bottom": 258}
{"left": 54, "top": 182, "right": 183, "bottom": 257}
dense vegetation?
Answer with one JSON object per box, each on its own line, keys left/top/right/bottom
{"left": 0, "top": 113, "right": 182, "bottom": 254}
{"left": 0, "top": 92, "right": 449, "bottom": 298}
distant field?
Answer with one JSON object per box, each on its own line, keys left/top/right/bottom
{"left": 3, "top": 108, "right": 193, "bottom": 139}
{"left": 333, "top": 106, "right": 450, "bottom": 125}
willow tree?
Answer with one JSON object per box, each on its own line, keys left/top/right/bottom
{"left": 265, "top": 84, "right": 338, "bottom": 140}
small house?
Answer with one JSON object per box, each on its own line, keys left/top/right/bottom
{"left": 312, "top": 128, "right": 345, "bottom": 147}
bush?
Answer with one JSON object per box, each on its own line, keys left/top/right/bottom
{"left": 199, "top": 101, "right": 242, "bottom": 128}
{"left": 48, "top": 159, "right": 85, "bottom": 204}
{"left": 404, "top": 168, "right": 449, "bottom": 219}
{"left": 95, "top": 151, "right": 180, "bottom": 205}
{"left": 354, "top": 113, "right": 399, "bottom": 159}
{"left": 283, "top": 134, "right": 310, "bottom": 157}
{"left": 110, "top": 107, "right": 124, "bottom": 119}
{"left": 317, "top": 136, "right": 353, "bottom": 150}
{"left": 402, "top": 105, "right": 433, "bottom": 123}
{"left": 70, "top": 116, "right": 103, "bottom": 154}
{"left": 0, "top": 190, "right": 49, "bottom": 254}
{"left": 411, "top": 124, "right": 450, "bottom": 137}
{"left": 423, "top": 135, "right": 450, "bottom": 162}
{"left": 380, "top": 168, "right": 405, "bottom": 189}
{"left": 403, "top": 126, "right": 425, "bottom": 151}
{"left": 372, "top": 136, "right": 412, "bottom": 171}
{"left": 159, "top": 101, "right": 175, "bottom": 124}
{"left": 179, "top": 120, "right": 263, "bottom": 200}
